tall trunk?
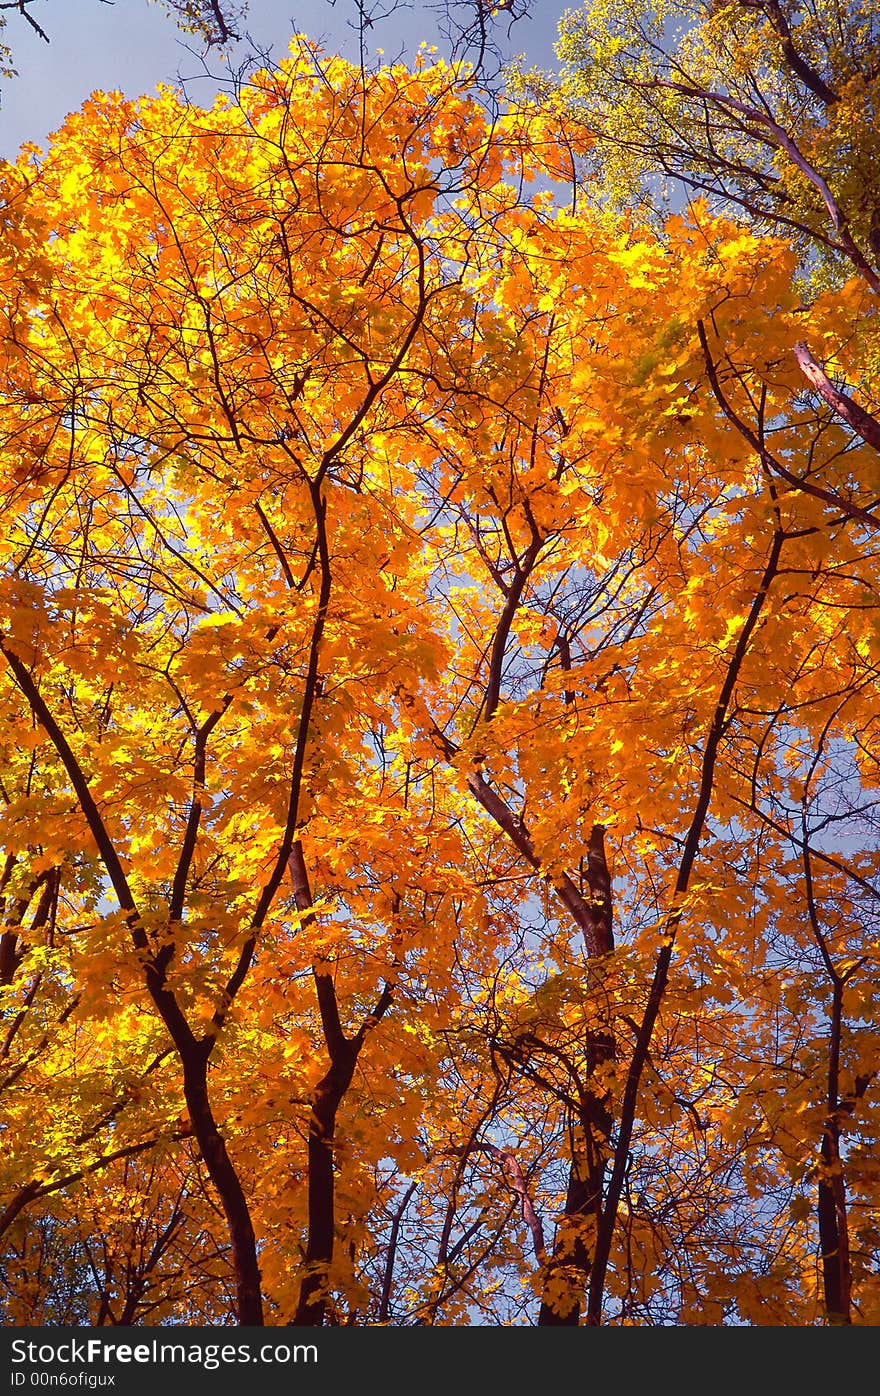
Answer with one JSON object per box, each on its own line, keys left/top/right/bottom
{"left": 183, "top": 1056, "right": 263, "bottom": 1325}
{"left": 294, "top": 1059, "right": 354, "bottom": 1326}
{"left": 289, "top": 841, "right": 394, "bottom": 1327}
{"left": 817, "top": 1123, "right": 851, "bottom": 1325}
{"left": 537, "top": 1108, "right": 607, "bottom": 1322}
{"left": 816, "top": 979, "right": 851, "bottom": 1325}
{"left": 538, "top": 826, "right": 614, "bottom": 1326}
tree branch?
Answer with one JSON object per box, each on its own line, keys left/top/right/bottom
{"left": 793, "top": 341, "right": 880, "bottom": 454}
{"left": 697, "top": 320, "right": 880, "bottom": 529}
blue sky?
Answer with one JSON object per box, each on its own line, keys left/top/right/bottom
{"left": 0, "top": 0, "right": 571, "bottom": 159}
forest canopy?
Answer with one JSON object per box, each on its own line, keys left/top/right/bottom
{"left": 0, "top": 0, "right": 878, "bottom": 1327}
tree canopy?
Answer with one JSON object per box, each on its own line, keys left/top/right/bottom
{"left": 0, "top": 6, "right": 878, "bottom": 1327}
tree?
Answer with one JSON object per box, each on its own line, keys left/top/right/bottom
{"left": 6, "top": 0, "right": 244, "bottom": 46}
{"left": 0, "top": 39, "right": 597, "bottom": 1324}
{"left": 0, "top": 0, "right": 246, "bottom": 94}
{"left": 1, "top": 30, "right": 879, "bottom": 1327}
{"left": 545, "top": 0, "right": 880, "bottom": 473}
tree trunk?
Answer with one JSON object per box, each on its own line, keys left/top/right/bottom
{"left": 817, "top": 1122, "right": 852, "bottom": 1325}
{"left": 294, "top": 1058, "right": 355, "bottom": 1326}
{"left": 538, "top": 826, "right": 614, "bottom": 1325}
{"left": 183, "top": 1057, "right": 263, "bottom": 1325}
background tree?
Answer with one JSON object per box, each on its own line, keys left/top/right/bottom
{"left": 547, "top": 0, "right": 880, "bottom": 287}
{"left": 542, "top": 0, "right": 880, "bottom": 472}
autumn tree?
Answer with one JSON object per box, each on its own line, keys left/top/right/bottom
{"left": 528, "top": 0, "right": 880, "bottom": 1324}
{"left": 0, "top": 39, "right": 604, "bottom": 1325}
{"left": 0, "top": 25, "right": 879, "bottom": 1328}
